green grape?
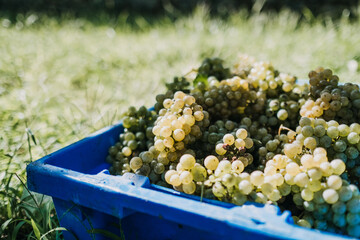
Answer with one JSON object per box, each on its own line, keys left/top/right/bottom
{"left": 233, "top": 191, "right": 248, "bottom": 205}
{"left": 319, "top": 135, "right": 332, "bottom": 148}
{"left": 314, "top": 125, "right": 326, "bottom": 137}
{"left": 154, "top": 163, "right": 165, "bottom": 174}
{"left": 327, "top": 175, "right": 342, "bottom": 190}
{"left": 124, "top": 132, "right": 136, "bottom": 141}
{"left": 334, "top": 140, "right": 347, "bottom": 153}
{"left": 332, "top": 201, "right": 347, "bottom": 215}
{"left": 314, "top": 220, "right": 327, "bottom": 231}
{"left": 302, "top": 126, "right": 314, "bottom": 137}
{"left": 348, "top": 132, "right": 360, "bottom": 145}
{"left": 300, "top": 117, "right": 312, "bottom": 127}
{"left": 327, "top": 126, "right": 339, "bottom": 139}
{"left": 223, "top": 134, "right": 235, "bottom": 145}
{"left": 191, "top": 164, "right": 207, "bottom": 182}
{"left": 297, "top": 219, "right": 312, "bottom": 228}
{"left": 293, "top": 193, "right": 304, "bottom": 206}
{"left": 333, "top": 214, "right": 347, "bottom": 228}
{"left": 141, "top": 151, "right": 154, "bottom": 163}
{"left": 212, "top": 182, "right": 226, "bottom": 198}
{"left": 350, "top": 123, "right": 360, "bottom": 134}
{"left": 323, "top": 189, "right": 339, "bottom": 204}
{"left": 347, "top": 224, "right": 360, "bottom": 238}
{"left": 346, "top": 146, "right": 359, "bottom": 159}
{"left": 222, "top": 173, "right": 236, "bottom": 188}
{"left": 338, "top": 124, "right": 350, "bottom": 137}
{"left": 304, "top": 137, "right": 317, "bottom": 149}
{"left": 347, "top": 198, "right": 360, "bottom": 213}
{"left": 277, "top": 109, "right": 288, "bottom": 121}
{"left": 346, "top": 212, "right": 360, "bottom": 225}
{"left": 128, "top": 140, "right": 138, "bottom": 150}
{"left": 303, "top": 201, "right": 315, "bottom": 212}
{"left": 338, "top": 186, "right": 353, "bottom": 202}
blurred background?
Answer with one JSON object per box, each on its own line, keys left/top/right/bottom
{"left": 1, "top": 0, "right": 360, "bottom": 239}
{"left": 1, "top": 0, "right": 359, "bottom": 18}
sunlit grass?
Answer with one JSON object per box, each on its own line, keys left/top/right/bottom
{"left": 1, "top": 6, "right": 360, "bottom": 238}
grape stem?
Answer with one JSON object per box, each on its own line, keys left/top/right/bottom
{"left": 183, "top": 68, "right": 198, "bottom": 77}
{"left": 278, "top": 124, "right": 293, "bottom": 136}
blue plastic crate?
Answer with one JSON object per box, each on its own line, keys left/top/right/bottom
{"left": 26, "top": 120, "right": 357, "bottom": 240}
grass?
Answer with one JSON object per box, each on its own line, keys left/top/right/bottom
{"left": 1, "top": 5, "right": 360, "bottom": 239}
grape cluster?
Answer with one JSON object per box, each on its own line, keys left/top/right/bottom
{"left": 206, "top": 153, "right": 287, "bottom": 204}
{"left": 256, "top": 134, "right": 288, "bottom": 170}
{"left": 264, "top": 89, "right": 306, "bottom": 129}
{"left": 192, "top": 76, "right": 252, "bottom": 120}
{"left": 165, "top": 76, "right": 190, "bottom": 93}
{"left": 240, "top": 61, "right": 308, "bottom": 131}
{"left": 129, "top": 91, "right": 210, "bottom": 184}
{"left": 106, "top": 56, "right": 360, "bottom": 238}
{"left": 280, "top": 133, "right": 358, "bottom": 236}
{"left": 292, "top": 117, "right": 360, "bottom": 186}
{"left": 215, "top": 130, "right": 254, "bottom": 165}
{"left": 108, "top": 106, "right": 157, "bottom": 175}
{"left": 300, "top": 68, "right": 360, "bottom": 123}
{"left": 247, "top": 61, "right": 285, "bottom": 90}
{"left": 164, "top": 154, "right": 205, "bottom": 194}
{"left": 164, "top": 128, "right": 256, "bottom": 203}
{"left": 152, "top": 91, "right": 208, "bottom": 153}
{"left": 191, "top": 119, "right": 238, "bottom": 158}
{"left": 196, "top": 57, "right": 232, "bottom": 81}
{"left": 233, "top": 54, "right": 256, "bottom": 76}
{"left": 154, "top": 90, "right": 173, "bottom": 113}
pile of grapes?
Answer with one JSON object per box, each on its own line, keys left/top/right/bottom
{"left": 106, "top": 55, "right": 360, "bottom": 238}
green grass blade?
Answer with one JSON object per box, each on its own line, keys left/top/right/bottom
{"left": 0, "top": 218, "right": 13, "bottom": 235}
{"left": 31, "top": 218, "right": 41, "bottom": 240}
{"left": 40, "top": 227, "right": 67, "bottom": 240}
{"left": 7, "top": 201, "right": 12, "bottom": 218}
{"left": 12, "top": 220, "right": 27, "bottom": 240}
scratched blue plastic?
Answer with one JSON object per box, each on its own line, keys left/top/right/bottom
{"left": 27, "top": 79, "right": 355, "bottom": 240}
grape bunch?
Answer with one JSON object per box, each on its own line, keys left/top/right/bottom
{"left": 293, "top": 117, "right": 360, "bottom": 186}
{"left": 152, "top": 91, "right": 209, "bottom": 154}
{"left": 196, "top": 57, "right": 232, "bottom": 82}
{"left": 107, "top": 106, "right": 156, "bottom": 175}
{"left": 279, "top": 129, "right": 358, "bottom": 236}
{"left": 192, "top": 120, "right": 239, "bottom": 158}
{"left": 165, "top": 76, "right": 191, "bottom": 93}
{"left": 106, "top": 55, "right": 360, "bottom": 238}
{"left": 164, "top": 128, "right": 256, "bottom": 203}
{"left": 300, "top": 67, "right": 360, "bottom": 123}
{"left": 192, "top": 76, "right": 252, "bottom": 120}
{"left": 235, "top": 61, "right": 309, "bottom": 133}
